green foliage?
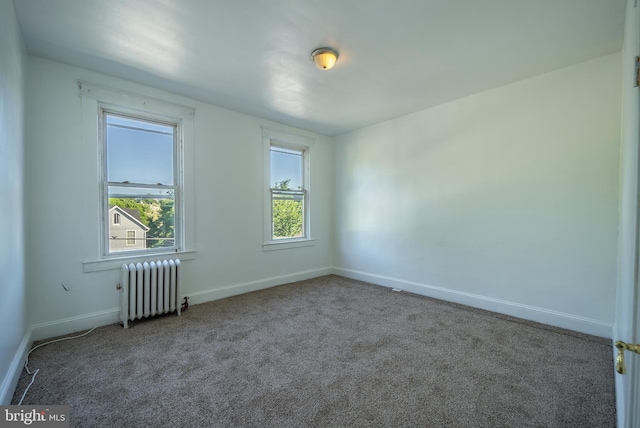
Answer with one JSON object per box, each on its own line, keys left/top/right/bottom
{"left": 146, "top": 199, "right": 175, "bottom": 248}
{"left": 272, "top": 179, "right": 303, "bottom": 239}
{"left": 274, "top": 179, "right": 291, "bottom": 190}
{"left": 272, "top": 199, "right": 303, "bottom": 239}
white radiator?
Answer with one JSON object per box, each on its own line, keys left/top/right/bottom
{"left": 119, "top": 259, "right": 182, "bottom": 328}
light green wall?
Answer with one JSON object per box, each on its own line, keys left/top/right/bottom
{"left": 24, "top": 57, "right": 333, "bottom": 336}
{"left": 0, "top": 0, "right": 28, "bottom": 404}
{"left": 334, "top": 53, "right": 622, "bottom": 336}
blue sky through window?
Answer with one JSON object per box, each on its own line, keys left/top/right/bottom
{"left": 106, "top": 114, "right": 174, "bottom": 185}
{"left": 271, "top": 147, "right": 302, "bottom": 189}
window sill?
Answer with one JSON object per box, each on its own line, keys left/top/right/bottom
{"left": 262, "top": 238, "right": 315, "bottom": 252}
{"left": 82, "top": 250, "right": 196, "bottom": 273}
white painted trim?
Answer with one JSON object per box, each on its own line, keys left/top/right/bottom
{"left": 262, "top": 127, "right": 313, "bottom": 246}
{"left": 0, "top": 328, "right": 32, "bottom": 405}
{"left": 262, "top": 238, "right": 316, "bottom": 251}
{"left": 186, "top": 267, "right": 332, "bottom": 305}
{"left": 261, "top": 126, "right": 316, "bottom": 147}
{"left": 80, "top": 83, "right": 196, "bottom": 269}
{"left": 98, "top": 105, "right": 184, "bottom": 256}
{"left": 31, "top": 309, "right": 120, "bottom": 342}
{"left": 29, "top": 268, "right": 331, "bottom": 342}
{"left": 82, "top": 250, "right": 196, "bottom": 272}
{"left": 615, "top": 2, "right": 640, "bottom": 426}
{"left": 78, "top": 80, "right": 195, "bottom": 118}
{"left": 333, "top": 267, "right": 613, "bottom": 338}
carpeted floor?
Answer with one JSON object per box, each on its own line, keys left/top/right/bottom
{"left": 12, "top": 275, "right": 615, "bottom": 427}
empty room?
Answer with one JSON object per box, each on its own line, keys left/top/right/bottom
{"left": 1, "top": 0, "right": 639, "bottom": 426}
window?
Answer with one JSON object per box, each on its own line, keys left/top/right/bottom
{"left": 126, "top": 230, "right": 136, "bottom": 246}
{"left": 79, "top": 81, "right": 196, "bottom": 271}
{"left": 263, "top": 128, "right": 314, "bottom": 250}
{"left": 100, "top": 109, "right": 181, "bottom": 255}
{"left": 270, "top": 145, "right": 306, "bottom": 239}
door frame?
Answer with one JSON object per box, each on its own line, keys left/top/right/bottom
{"left": 615, "top": 1, "right": 640, "bottom": 427}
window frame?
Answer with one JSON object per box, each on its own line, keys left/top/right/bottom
{"left": 79, "top": 80, "right": 196, "bottom": 272}
{"left": 262, "top": 127, "right": 315, "bottom": 251}
{"left": 126, "top": 230, "right": 136, "bottom": 246}
{"left": 99, "top": 106, "right": 183, "bottom": 258}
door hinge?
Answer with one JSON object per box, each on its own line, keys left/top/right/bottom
{"left": 636, "top": 56, "right": 640, "bottom": 87}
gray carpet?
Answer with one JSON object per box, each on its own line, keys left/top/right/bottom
{"left": 12, "top": 275, "right": 615, "bottom": 427}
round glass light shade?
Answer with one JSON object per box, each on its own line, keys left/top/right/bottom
{"left": 311, "top": 48, "right": 338, "bottom": 70}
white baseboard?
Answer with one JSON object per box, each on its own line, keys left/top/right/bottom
{"left": 28, "top": 267, "right": 332, "bottom": 341}
{"left": 31, "top": 308, "right": 120, "bottom": 342}
{"left": 0, "top": 328, "right": 32, "bottom": 405}
{"left": 332, "top": 267, "right": 613, "bottom": 338}
{"left": 187, "top": 267, "right": 332, "bottom": 305}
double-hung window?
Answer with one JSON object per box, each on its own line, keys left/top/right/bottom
{"left": 101, "top": 109, "right": 181, "bottom": 255}
{"left": 263, "top": 128, "right": 314, "bottom": 250}
{"left": 126, "top": 230, "right": 136, "bottom": 246}
{"left": 79, "top": 81, "right": 195, "bottom": 271}
{"left": 270, "top": 145, "right": 306, "bottom": 240}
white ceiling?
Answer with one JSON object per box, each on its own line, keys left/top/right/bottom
{"left": 13, "top": 0, "right": 626, "bottom": 136}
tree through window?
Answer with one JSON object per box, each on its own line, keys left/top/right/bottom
{"left": 102, "top": 111, "right": 180, "bottom": 254}
{"left": 270, "top": 145, "right": 307, "bottom": 240}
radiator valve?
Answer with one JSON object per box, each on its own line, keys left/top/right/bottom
{"left": 181, "top": 296, "right": 189, "bottom": 312}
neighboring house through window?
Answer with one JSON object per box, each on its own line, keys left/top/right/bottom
{"left": 108, "top": 206, "right": 149, "bottom": 251}
{"left": 79, "top": 81, "right": 196, "bottom": 270}
{"left": 101, "top": 110, "right": 181, "bottom": 255}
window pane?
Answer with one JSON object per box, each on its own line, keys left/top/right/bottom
{"left": 106, "top": 114, "right": 174, "bottom": 185}
{"left": 108, "top": 186, "right": 175, "bottom": 252}
{"left": 272, "top": 193, "right": 303, "bottom": 239}
{"left": 271, "top": 147, "right": 302, "bottom": 190}
{"left": 126, "top": 230, "right": 136, "bottom": 246}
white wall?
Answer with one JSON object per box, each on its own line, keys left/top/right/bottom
{"left": 25, "top": 57, "right": 333, "bottom": 340}
{"left": 334, "top": 53, "right": 622, "bottom": 337}
{"left": 0, "top": 0, "right": 29, "bottom": 404}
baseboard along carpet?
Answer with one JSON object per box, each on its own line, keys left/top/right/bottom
{"left": 12, "top": 275, "right": 615, "bottom": 427}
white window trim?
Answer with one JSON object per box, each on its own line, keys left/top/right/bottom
{"left": 79, "top": 81, "right": 196, "bottom": 272}
{"left": 126, "top": 230, "right": 136, "bottom": 246}
{"left": 82, "top": 251, "right": 196, "bottom": 273}
{"left": 99, "top": 106, "right": 182, "bottom": 257}
{"left": 113, "top": 213, "right": 120, "bottom": 225}
{"left": 262, "top": 127, "right": 315, "bottom": 251}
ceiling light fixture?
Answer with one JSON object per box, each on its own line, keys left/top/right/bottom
{"left": 311, "top": 47, "right": 338, "bottom": 70}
